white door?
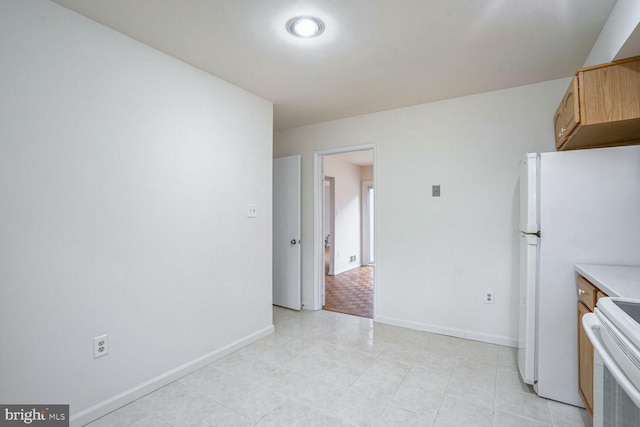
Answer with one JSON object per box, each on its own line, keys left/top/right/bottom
{"left": 273, "top": 155, "right": 301, "bottom": 310}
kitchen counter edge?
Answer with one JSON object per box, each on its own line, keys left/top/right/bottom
{"left": 575, "top": 264, "right": 640, "bottom": 299}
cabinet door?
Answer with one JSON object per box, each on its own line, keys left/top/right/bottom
{"left": 578, "top": 301, "right": 593, "bottom": 417}
{"left": 554, "top": 76, "right": 580, "bottom": 149}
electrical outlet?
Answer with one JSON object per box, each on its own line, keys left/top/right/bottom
{"left": 484, "top": 291, "right": 494, "bottom": 304}
{"left": 432, "top": 185, "right": 441, "bottom": 197}
{"left": 93, "top": 334, "right": 109, "bottom": 359}
{"left": 247, "top": 204, "right": 257, "bottom": 218}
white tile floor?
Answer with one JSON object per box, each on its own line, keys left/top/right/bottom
{"left": 86, "top": 307, "right": 591, "bottom": 426}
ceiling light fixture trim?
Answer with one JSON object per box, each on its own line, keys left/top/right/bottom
{"left": 286, "top": 16, "right": 325, "bottom": 38}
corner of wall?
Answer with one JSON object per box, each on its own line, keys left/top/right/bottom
{"left": 584, "top": 0, "right": 640, "bottom": 66}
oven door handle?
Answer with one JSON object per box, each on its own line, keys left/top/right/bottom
{"left": 583, "top": 313, "right": 640, "bottom": 408}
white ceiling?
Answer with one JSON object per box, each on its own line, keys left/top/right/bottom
{"left": 51, "top": 0, "right": 618, "bottom": 131}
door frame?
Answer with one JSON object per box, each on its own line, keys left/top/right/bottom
{"left": 362, "top": 180, "right": 374, "bottom": 265}
{"left": 313, "top": 144, "right": 376, "bottom": 312}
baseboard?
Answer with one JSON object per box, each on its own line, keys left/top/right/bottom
{"left": 70, "top": 324, "right": 274, "bottom": 427}
{"left": 332, "top": 263, "right": 361, "bottom": 276}
{"left": 374, "top": 315, "right": 517, "bottom": 347}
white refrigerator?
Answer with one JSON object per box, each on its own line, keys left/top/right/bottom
{"left": 518, "top": 145, "right": 640, "bottom": 407}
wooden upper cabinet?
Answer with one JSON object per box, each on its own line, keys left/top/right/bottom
{"left": 554, "top": 77, "right": 580, "bottom": 149}
{"left": 555, "top": 56, "right": 640, "bottom": 151}
{"left": 581, "top": 60, "right": 640, "bottom": 124}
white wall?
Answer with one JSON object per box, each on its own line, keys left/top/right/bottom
{"left": 361, "top": 166, "right": 374, "bottom": 182}
{"left": 324, "top": 156, "right": 362, "bottom": 274}
{"left": 275, "top": 79, "right": 567, "bottom": 345}
{"left": 585, "top": 0, "right": 640, "bottom": 65}
{"left": 0, "top": 1, "right": 273, "bottom": 424}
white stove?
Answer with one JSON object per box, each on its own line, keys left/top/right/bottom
{"left": 583, "top": 297, "right": 640, "bottom": 426}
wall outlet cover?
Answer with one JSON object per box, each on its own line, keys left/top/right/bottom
{"left": 484, "top": 291, "right": 494, "bottom": 304}
{"left": 93, "top": 334, "right": 109, "bottom": 359}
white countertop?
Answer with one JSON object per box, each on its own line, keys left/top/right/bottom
{"left": 575, "top": 264, "right": 640, "bottom": 299}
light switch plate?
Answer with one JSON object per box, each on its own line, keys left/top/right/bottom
{"left": 247, "top": 204, "right": 257, "bottom": 218}
{"left": 432, "top": 185, "right": 441, "bottom": 197}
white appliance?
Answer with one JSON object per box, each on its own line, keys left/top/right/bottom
{"left": 583, "top": 298, "right": 640, "bottom": 426}
{"left": 518, "top": 145, "right": 640, "bottom": 406}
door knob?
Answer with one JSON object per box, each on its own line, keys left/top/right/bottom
{"left": 290, "top": 239, "right": 297, "bottom": 245}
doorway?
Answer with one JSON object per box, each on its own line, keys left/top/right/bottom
{"left": 316, "top": 147, "right": 375, "bottom": 318}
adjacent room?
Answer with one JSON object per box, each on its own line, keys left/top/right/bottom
{"left": 2, "top": 1, "right": 640, "bottom": 426}
{"left": 322, "top": 150, "right": 375, "bottom": 319}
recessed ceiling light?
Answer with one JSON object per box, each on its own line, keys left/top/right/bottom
{"left": 286, "top": 16, "right": 325, "bottom": 38}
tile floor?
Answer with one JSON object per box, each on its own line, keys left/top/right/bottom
{"left": 87, "top": 307, "right": 591, "bottom": 426}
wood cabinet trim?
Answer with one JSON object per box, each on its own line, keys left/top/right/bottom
{"left": 577, "top": 55, "right": 640, "bottom": 73}
{"left": 596, "top": 289, "right": 608, "bottom": 301}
